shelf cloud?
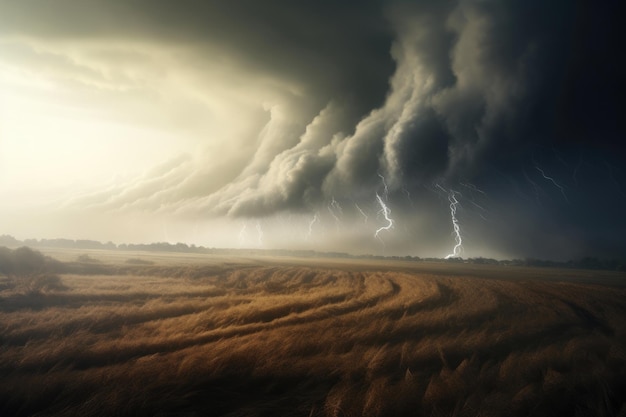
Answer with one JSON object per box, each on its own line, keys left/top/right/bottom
{"left": 1, "top": 0, "right": 624, "bottom": 259}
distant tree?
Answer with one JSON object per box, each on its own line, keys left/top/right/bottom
{"left": 77, "top": 254, "right": 99, "bottom": 263}
{"left": 175, "top": 242, "right": 189, "bottom": 252}
{"left": 0, "top": 246, "right": 14, "bottom": 274}
{"left": 0, "top": 235, "right": 20, "bottom": 247}
{"left": 0, "top": 246, "right": 64, "bottom": 274}
{"left": 104, "top": 241, "right": 117, "bottom": 249}
{"left": 75, "top": 240, "right": 106, "bottom": 249}
{"left": 12, "top": 247, "right": 46, "bottom": 275}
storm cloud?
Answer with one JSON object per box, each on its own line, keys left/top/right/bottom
{"left": 1, "top": 0, "right": 624, "bottom": 259}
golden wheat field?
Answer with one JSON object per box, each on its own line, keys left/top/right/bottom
{"left": 1, "top": 248, "right": 625, "bottom": 417}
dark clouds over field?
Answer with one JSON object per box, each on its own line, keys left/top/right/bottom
{"left": 0, "top": 0, "right": 624, "bottom": 259}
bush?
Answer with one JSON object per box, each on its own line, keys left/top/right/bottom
{"left": 8, "top": 247, "right": 46, "bottom": 275}
{"left": 125, "top": 258, "right": 154, "bottom": 265}
{"left": 28, "top": 274, "right": 68, "bottom": 292}
{"left": 0, "top": 246, "right": 68, "bottom": 292}
{"left": 77, "top": 254, "right": 100, "bottom": 263}
{"left": 0, "top": 246, "right": 13, "bottom": 274}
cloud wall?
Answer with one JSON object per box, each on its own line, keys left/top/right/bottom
{"left": 0, "top": 0, "right": 624, "bottom": 259}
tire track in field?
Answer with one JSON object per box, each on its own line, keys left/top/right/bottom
{"left": 0, "top": 268, "right": 443, "bottom": 372}
{"left": 3, "top": 265, "right": 623, "bottom": 377}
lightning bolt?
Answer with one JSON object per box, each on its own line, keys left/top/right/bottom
{"left": 378, "top": 173, "right": 389, "bottom": 201}
{"left": 401, "top": 186, "right": 413, "bottom": 206}
{"left": 374, "top": 194, "right": 394, "bottom": 241}
{"left": 523, "top": 168, "right": 543, "bottom": 205}
{"left": 535, "top": 166, "right": 569, "bottom": 202}
{"left": 306, "top": 212, "right": 319, "bottom": 240}
{"left": 467, "top": 199, "right": 487, "bottom": 213}
{"left": 330, "top": 197, "right": 343, "bottom": 216}
{"left": 459, "top": 182, "right": 487, "bottom": 196}
{"left": 459, "top": 182, "right": 490, "bottom": 221}
{"left": 355, "top": 203, "right": 368, "bottom": 223}
{"left": 552, "top": 147, "right": 569, "bottom": 168}
{"left": 327, "top": 207, "right": 340, "bottom": 226}
{"left": 443, "top": 189, "right": 463, "bottom": 259}
{"left": 238, "top": 223, "right": 248, "bottom": 247}
{"left": 434, "top": 183, "right": 447, "bottom": 195}
{"left": 328, "top": 197, "right": 343, "bottom": 227}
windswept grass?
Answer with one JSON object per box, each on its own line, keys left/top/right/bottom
{"left": 0, "top": 250, "right": 625, "bottom": 416}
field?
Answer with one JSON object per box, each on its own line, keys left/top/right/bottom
{"left": 1, "top": 249, "right": 625, "bottom": 416}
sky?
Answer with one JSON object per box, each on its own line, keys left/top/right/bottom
{"left": 0, "top": 0, "right": 624, "bottom": 260}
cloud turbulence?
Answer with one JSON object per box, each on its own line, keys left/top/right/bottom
{"left": 0, "top": 0, "right": 624, "bottom": 259}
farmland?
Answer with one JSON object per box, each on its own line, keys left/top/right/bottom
{"left": 1, "top": 248, "right": 625, "bottom": 416}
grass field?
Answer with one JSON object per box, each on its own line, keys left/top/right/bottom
{"left": 1, "top": 248, "right": 625, "bottom": 416}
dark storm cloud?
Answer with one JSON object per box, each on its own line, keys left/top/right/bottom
{"left": 0, "top": 0, "right": 394, "bottom": 124}
{"left": 226, "top": 0, "right": 623, "bottom": 258}
{"left": 2, "top": 0, "right": 624, "bottom": 258}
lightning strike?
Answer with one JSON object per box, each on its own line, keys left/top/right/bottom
{"left": 444, "top": 189, "right": 463, "bottom": 259}
{"left": 401, "top": 186, "right": 414, "bottom": 206}
{"left": 434, "top": 183, "right": 447, "bottom": 195}
{"left": 378, "top": 173, "right": 389, "bottom": 201}
{"left": 535, "top": 166, "right": 569, "bottom": 202}
{"left": 330, "top": 197, "right": 343, "bottom": 216}
{"left": 468, "top": 199, "right": 487, "bottom": 213}
{"left": 238, "top": 223, "right": 248, "bottom": 247}
{"left": 306, "top": 212, "right": 319, "bottom": 240}
{"left": 374, "top": 193, "right": 394, "bottom": 241}
{"left": 460, "top": 182, "right": 487, "bottom": 195}
{"left": 355, "top": 203, "right": 368, "bottom": 223}
{"left": 328, "top": 197, "right": 343, "bottom": 227}
{"left": 327, "top": 206, "right": 340, "bottom": 225}
{"left": 523, "top": 168, "right": 543, "bottom": 205}
{"left": 459, "top": 182, "right": 489, "bottom": 220}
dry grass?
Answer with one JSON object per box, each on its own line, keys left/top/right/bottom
{"left": 1, "top": 250, "right": 625, "bottom": 416}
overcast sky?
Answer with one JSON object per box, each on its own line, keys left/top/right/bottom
{"left": 0, "top": 0, "right": 624, "bottom": 260}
